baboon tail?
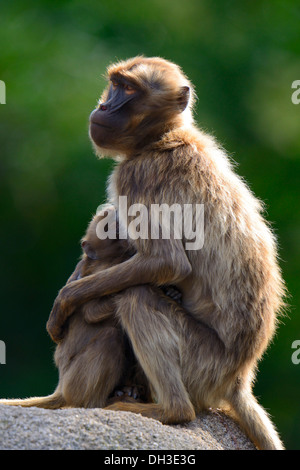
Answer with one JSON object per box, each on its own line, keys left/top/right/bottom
{"left": 228, "top": 389, "right": 284, "bottom": 450}
{"left": 0, "top": 391, "right": 65, "bottom": 409}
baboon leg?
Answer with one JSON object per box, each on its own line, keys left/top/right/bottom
{"left": 105, "top": 402, "right": 177, "bottom": 422}
{"left": 0, "top": 326, "right": 127, "bottom": 410}
{"left": 170, "top": 310, "right": 285, "bottom": 450}
{"left": 59, "top": 326, "right": 127, "bottom": 408}
{"left": 106, "top": 291, "right": 283, "bottom": 449}
{"left": 168, "top": 310, "right": 284, "bottom": 450}
{"left": 106, "top": 287, "right": 195, "bottom": 424}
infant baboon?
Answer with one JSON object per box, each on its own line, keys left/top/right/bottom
{"left": 0, "top": 208, "right": 150, "bottom": 408}
{"left": 0, "top": 206, "right": 181, "bottom": 409}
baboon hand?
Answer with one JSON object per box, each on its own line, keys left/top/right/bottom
{"left": 46, "top": 314, "right": 65, "bottom": 343}
{"left": 47, "top": 287, "right": 75, "bottom": 342}
{"left": 46, "top": 300, "right": 67, "bottom": 343}
{"left": 162, "top": 285, "right": 182, "bottom": 303}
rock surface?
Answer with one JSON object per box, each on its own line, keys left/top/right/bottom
{"left": 0, "top": 404, "right": 255, "bottom": 450}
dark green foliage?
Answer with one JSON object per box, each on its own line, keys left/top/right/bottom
{"left": 0, "top": 0, "right": 299, "bottom": 449}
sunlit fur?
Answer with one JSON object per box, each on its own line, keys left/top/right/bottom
{"left": 90, "top": 56, "right": 195, "bottom": 158}
{"left": 90, "top": 57, "right": 286, "bottom": 449}
{"left": 0, "top": 212, "right": 151, "bottom": 409}
{"left": 3, "top": 57, "right": 286, "bottom": 450}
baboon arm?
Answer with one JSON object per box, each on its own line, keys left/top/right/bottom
{"left": 83, "top": 298, "right": 115, "bottom": 323}
{"left": 45, "top": 259, "right": 84, "bottom": 343}
{"left": 47, "top": 246, "right": 191, "bottom": 342}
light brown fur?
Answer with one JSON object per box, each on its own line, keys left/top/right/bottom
{"left": 0, "top": 209, "right": 184, "bottom": 411}
{"left": 0, "top": 211, "right": 152, "bottom": 409}
{"left": 12, "top": 57, "right": 287, "bottom": 449}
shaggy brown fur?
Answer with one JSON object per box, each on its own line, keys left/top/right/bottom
{"left": 9, "top": 57, "right": 287, "bottom": 449}
{"left": 0, "top": 210, "right": 152, "bottom": 409}
{"left": 0, "top": 208, "right": 184, "bottom": 410}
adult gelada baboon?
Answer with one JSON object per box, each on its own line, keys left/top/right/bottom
{"left": 39, "top": 57, "right": 287, "bottom": 449}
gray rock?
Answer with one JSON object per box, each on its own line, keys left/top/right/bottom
{"left": 0, "top": 404, "right": 255, "bottom": 450}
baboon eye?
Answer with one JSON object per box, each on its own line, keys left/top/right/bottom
{"left": 112, "top": 81, "right": 118, "bottom": 89}
{"left": 124, "top": 84, "right": 136, "bottom": 95}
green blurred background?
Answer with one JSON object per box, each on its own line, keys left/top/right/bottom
{"left": 0, "top": 0, "right": 299, "bottom": 449}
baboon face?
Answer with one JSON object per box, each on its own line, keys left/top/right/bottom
{"left": 89, "top": 56, "right": 192, "bottom": 154}
{"left": 80, "top": 208, "right": 135, "bottom": 277}
{"left": 81, "top": 209, "right": 119, "bottom": 262}
{"left": 89, "top": 78, "right": 142, "bottom": 149}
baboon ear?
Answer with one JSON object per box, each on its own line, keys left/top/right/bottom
{"left": 81, "top": 240, "right": 98, "bottom": 260}
{"left": 178, "top": 86, "right": 190, "bottom": 112}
